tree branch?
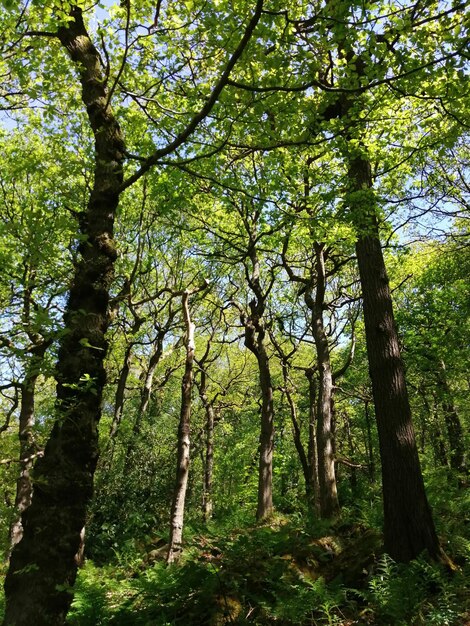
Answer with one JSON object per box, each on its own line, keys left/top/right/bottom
{"left": 120, "top": 0, "right": 264, "bottom": 191}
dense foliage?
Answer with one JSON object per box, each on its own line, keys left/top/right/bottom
{"left": 0, "top": 0, "right": 469, "bottom": 624}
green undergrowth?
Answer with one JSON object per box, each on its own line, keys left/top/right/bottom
{"left": 66, "top": 515, "right": 470, "bottom": 626}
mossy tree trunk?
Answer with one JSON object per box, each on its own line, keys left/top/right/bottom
{"left": 3, "top": 7, "right": 124, "bottom": 624}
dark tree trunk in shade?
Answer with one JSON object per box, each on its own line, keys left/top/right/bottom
{"left": 436, "top": 361, "right": 467, "bottom": 478}
{"left": 364, "top": 399, "right": 376, "bottom": 483}
{"left": 109, "top": 343, "right": 133, "bottom": 442}
{"left": 167, "top": 292, "right": 195, "bottom": 564}
{"left": 348, "top": 155, "right": 441, "bottom": 563}
{"left": 344, "top": 412, "right": 358, "bottom": 490}
{"left": 420, "top": 388, "right": 448, "bottom": 468}
{"left": 197, "top": 367, "right": 216, "bottom": 523}
{"left": 256, "top": 342, "right": 275, "bottom": 520}
{"left": 3, "top": 8, "right": 124, "bottom": 625}
{"left": 202, "top": 403, "right": 215, "bottom": 523}
{"left": 279, "top": 360, "right": 313, "bottom": 510}
{"left": 305, "top": 368, "right": 321, "bottom": 513}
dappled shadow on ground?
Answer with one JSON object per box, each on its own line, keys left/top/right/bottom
{"left": 66, "top": 516, "right": 470, "bottom": 625}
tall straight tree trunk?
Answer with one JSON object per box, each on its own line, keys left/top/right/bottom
{"left": 283, "top": 235, "right": 340, "bottom": 518}
{"left": 167, "top": 292, "right": 195, "bottom": 564}
{"left": 3, "top": 8, "right": 124, "bottom": 625}
{"left": 348, "top": 155, "right": 441, "bottom": 563}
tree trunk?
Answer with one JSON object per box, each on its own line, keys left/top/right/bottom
{"left": 197, "top": 368, "right": 216, "bottom": 523}
{"left": 109, "top": 342, "right": 133, "bottom": 442}
{"left": 348, "top": 155, "right": 441, "bottom": 563}
{"left": 138, "top": 330, "right": 166, "bottom": 421}
{"left": 364, "top": 399, "right": 376, "bottom": 483}
{"left": 202, "top": 403, "right": 215, "bottom": 523}
{"left": 167, "top": 292, "right": 195, "bottom": 564}
{"left": 281, "top": 364, "right": 312, "bottom": 508}
{"left": 3, "top": 8, "right": 124, "bottom": 624}
{"left": 305, "top": 245, "right": 340, "bottom": 519}
{"left": 124, "top": 329, "right": 168, "bottom": 462}
{"left": 344, "top": 411, "right": 357, "bottom": 491}
{"left": 305, "top": 368, "right": 321, "bottom": 513}
{"left": 285, "top": 384, "right": 310, "bottom": 497}
{"left": 436, "top": 360, "right": 467, "bottom": 477}
{"left": 9, "top": 346, "right": 47, "bottom": 549}
{"left": 241, "top": 235, "right": 275, "bottom": 521}
{"left": 256, "top": 340, "right": 275, "bottom": 520}
{"left": 244, "top": 309, "right": 274, "bottom": 521}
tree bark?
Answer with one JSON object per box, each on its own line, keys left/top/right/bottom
{"left": 436, "top": 360, "right": 467, "bottom": 477}
{"left": 197, "top": 367, "right": 216, "bottom": 523}
{"left": 244, "top": 305, "right": 275, "bottom": 520}
{"left": 109, "top": 342, "right": 133, "bottom": 442}
{"left": 282, "top": 237, "right": 339, "bottom": 518}
{"left": 138, "top": 329, "right": 166, "bottom": 421}
{"left": 283, "top": 374, "right": 311, "bottom": 503}
{"left": 304, "top": 245, "right": 339, "bottom": 519}
{"left": 125, "top": 330, "right": 166, "bottom": 464}
{"left": 3, "top": 8, "right": 124, "bottom": 624}
{"left": 344, "top": 411, "right": 357, "bottom": 491}
{"left": 9, "top": 345, "right": 47, "bottom": 550}
{"left": 202, "top": 403, "right": 215, "bottom": 523}
{"left": 256, "top": 341, "right": 275, "bottom": 520}
{"left": 240, "top": 222, "right": 275, "bottom": 521}
{"left": 167, "top": 292, "right": 195, "bottom": 564}
{"left": 305, "top": 368, "right": 321, "bottom": 513}
{"left": 364, "top": 399, "right": 376, "bottom": 483}
{"left": 348, "top": 155, "right": 441, "bottom": 563}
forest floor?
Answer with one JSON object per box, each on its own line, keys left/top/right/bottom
{"left": 62, "top": 514, "right": 470, "bottom": 626}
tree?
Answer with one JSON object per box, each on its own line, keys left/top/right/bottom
{"left": 295, "top": 0, "right": 466, "bottom": 561}
{"left": 167, "top": 286, "right": 202, "bottom": 564}
{"left": 395, "top": 234, "right": 470, "bottom": 482}
{"left": 0, "top": 0, "right": 468, "bottom": 620}
{"left": 3, "top": 2, "right": 264, "bottom": 622}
